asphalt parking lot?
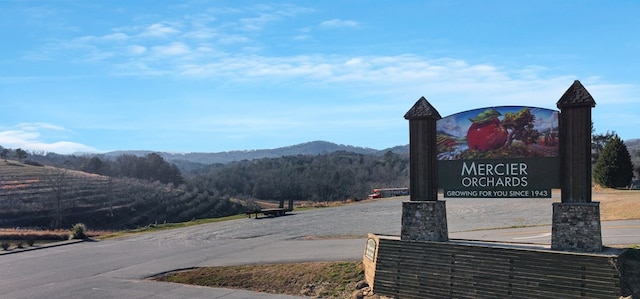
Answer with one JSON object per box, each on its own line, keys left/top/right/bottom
{"left": 2, "top": 194, "right": 638, "bottom": 299}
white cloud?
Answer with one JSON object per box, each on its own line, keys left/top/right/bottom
{"left": 151, "top": 42, "right": 191, "bottom": 56}
{"left": 113, "top": 52, "right": 637, "bottom": 115}
{"left": 127, "top": 45, "right": 147, "bottom": 55}
{"left": 101, "top": 32, "right": 130, "bottom": 42}
{"left": 293, "top": 34, "right": 311, "bottom": 40}
{"left": 319, "top": 19, "right": 359, "bottom": 28}
{"left": 184, "top": 27, "right": 217, "bottom": 39}
{"left": 140, "top": 23, "right": 180, "bottom": 38}
{"left": 238, "top": 13, "right": 280, "bottom": 31}
{"left": 16, "top": 122, "right": 65, "bottom": 132}
{"left": 218, "top": 35, "right": 250, "bottom": 44}
{"left": 20, "top": 6, "right": 638, "bottom": 126}
{"left": 0, "top": 123, "right": 97, "bottom": 154}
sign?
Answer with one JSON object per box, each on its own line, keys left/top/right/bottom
{"left": 437, "top": 106, "right": 560, "bottom": 198}
{"left": 365, "top": 239, "right": 376, "bottom": 260}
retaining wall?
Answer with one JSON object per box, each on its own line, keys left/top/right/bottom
{"left": 363, "top": 234, "right": 639, "bottom": 298}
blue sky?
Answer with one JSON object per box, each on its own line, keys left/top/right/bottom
{"left": 1, "top": 1, "right": 639, "bottom": 154}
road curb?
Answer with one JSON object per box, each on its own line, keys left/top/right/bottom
{"left": 0, "top": 239, "right": 88, "bottom": 256}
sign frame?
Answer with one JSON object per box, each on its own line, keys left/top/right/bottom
{"left": 436, "top": 106, "right": 560, "bottom": 198}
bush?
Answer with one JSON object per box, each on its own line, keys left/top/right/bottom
{"left": 70, "top": 223, "right": 88, "bottom": 240}
{"left": 1, "top": 241, "right": 10, "bottom": 250}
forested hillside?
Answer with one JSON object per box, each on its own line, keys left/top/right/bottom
{"left": 190, "top": 151, "right": 409, "bottom": 202}
{"left": 626, "top": 139, "right": 640, "bottom": 167}
{"left": 1, "top": 144, "right": 409, "bottom": 230}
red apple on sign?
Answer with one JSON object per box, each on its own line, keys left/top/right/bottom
{"left": 466, "top": 109, "right": 508, "bottom": 151}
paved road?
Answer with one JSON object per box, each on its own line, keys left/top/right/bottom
{"left": 1, "top": 196, "right": 639, "bottom": 299}
{"left": 451, "top": 219, "right": 640, "bottom": 245}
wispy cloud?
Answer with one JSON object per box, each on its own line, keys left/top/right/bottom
{"left": 17, "top": 9, "right": 640, "bottom": 113}
{"left": 18, "top": 7, "right": 253, "bottom": 64}
{"left": 6, "top": 1, "right": 639, "bottom": 152}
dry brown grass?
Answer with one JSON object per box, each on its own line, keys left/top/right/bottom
{"left": 0, "top": 228, "right": 111, "bottom": 241}
{"left": 154, "top": 261, "right": 366, "bottom": 298}
{"left": 593, "top": 188, "right": 640, "bottom": 221}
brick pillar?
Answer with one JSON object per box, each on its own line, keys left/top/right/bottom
{"left": 553, "top": 80, "right": 602, "bottom": 252}
{"left": 401, "top": 97, "right": 448, "bottom": 241}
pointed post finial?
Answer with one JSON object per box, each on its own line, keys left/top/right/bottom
{"left": 404, "top": 97, "right": 442, "bottom": 120}
{"left": 557, "top": 80, "right": 596, "bottom": 108}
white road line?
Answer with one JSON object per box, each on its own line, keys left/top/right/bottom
{"left": 512, "top": 232, "right": 551, "bottom": 240}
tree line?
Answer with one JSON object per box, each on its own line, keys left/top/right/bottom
{"left": 25, "top": 150, "right": 409, "bottom": 202}
{"left": 189, "top": 151, "right": 409, "bottom": 202}
{"left": 82, "top": 153, "right": 184, "bottom": 185}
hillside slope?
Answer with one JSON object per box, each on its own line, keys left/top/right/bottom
{"left": 0, "top": 160, "right": 242, "bottom": 229}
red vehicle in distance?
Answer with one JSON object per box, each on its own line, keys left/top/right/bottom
{"left": 368, "top": 188, "right": 409, "bottom": 199}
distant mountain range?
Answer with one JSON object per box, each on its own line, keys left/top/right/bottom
{"left": 103, "top": 141, "right": 409, "bottom": 165}
{"left": 625, "top": 139, "right": 640, "bottom": 151}
{"left": 100, "top": 138, "right": 640, "bottom": 166}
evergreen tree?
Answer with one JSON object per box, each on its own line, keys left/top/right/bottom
{"left": 591, "top": 130, "right": 616, "bottom": 163}
{"left": 593, "top": 135, "right": 634, "bottom": 188}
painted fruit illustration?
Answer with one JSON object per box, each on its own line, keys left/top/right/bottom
{"left": 466, "top": 109, "right": 508, "bottom": 151}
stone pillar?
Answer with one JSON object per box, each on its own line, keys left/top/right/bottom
{"left": 401, "top": 97, "right": 448, "bottom": 241}
{"left": 553, "top": 80, "right": 602, "bottom": 252}
{"left": 401, "top": 201, "right": 448, "bottom": 241}
{"left": 551, "top": 202, "right": 602, "bottom": 252}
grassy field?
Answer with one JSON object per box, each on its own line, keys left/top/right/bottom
{"left": 594, "top": 188, "right": 640, "bottom": 220}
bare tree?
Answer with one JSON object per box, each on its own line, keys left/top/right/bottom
{"left": 106, "top": 167, "right": 114, "bottom": 217}
{"left": 44, "top": 168, "right": 68, "bottom": 227}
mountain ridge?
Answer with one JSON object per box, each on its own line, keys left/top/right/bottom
{"left": 90, "top": 138, "right": 640, "bottom": 166}
{"left": 102, "top": 140, "right": 409, "bottom": 165}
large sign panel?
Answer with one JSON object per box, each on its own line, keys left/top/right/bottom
{"left": 437, "top": 106, "right": 560, "bottom": 198}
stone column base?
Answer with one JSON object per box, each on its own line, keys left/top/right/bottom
{"left": 401, "top": 201, "right": 448, "bottom": 241}
{"left": 551, "top": 202, "right": 602, "bottom": 252}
